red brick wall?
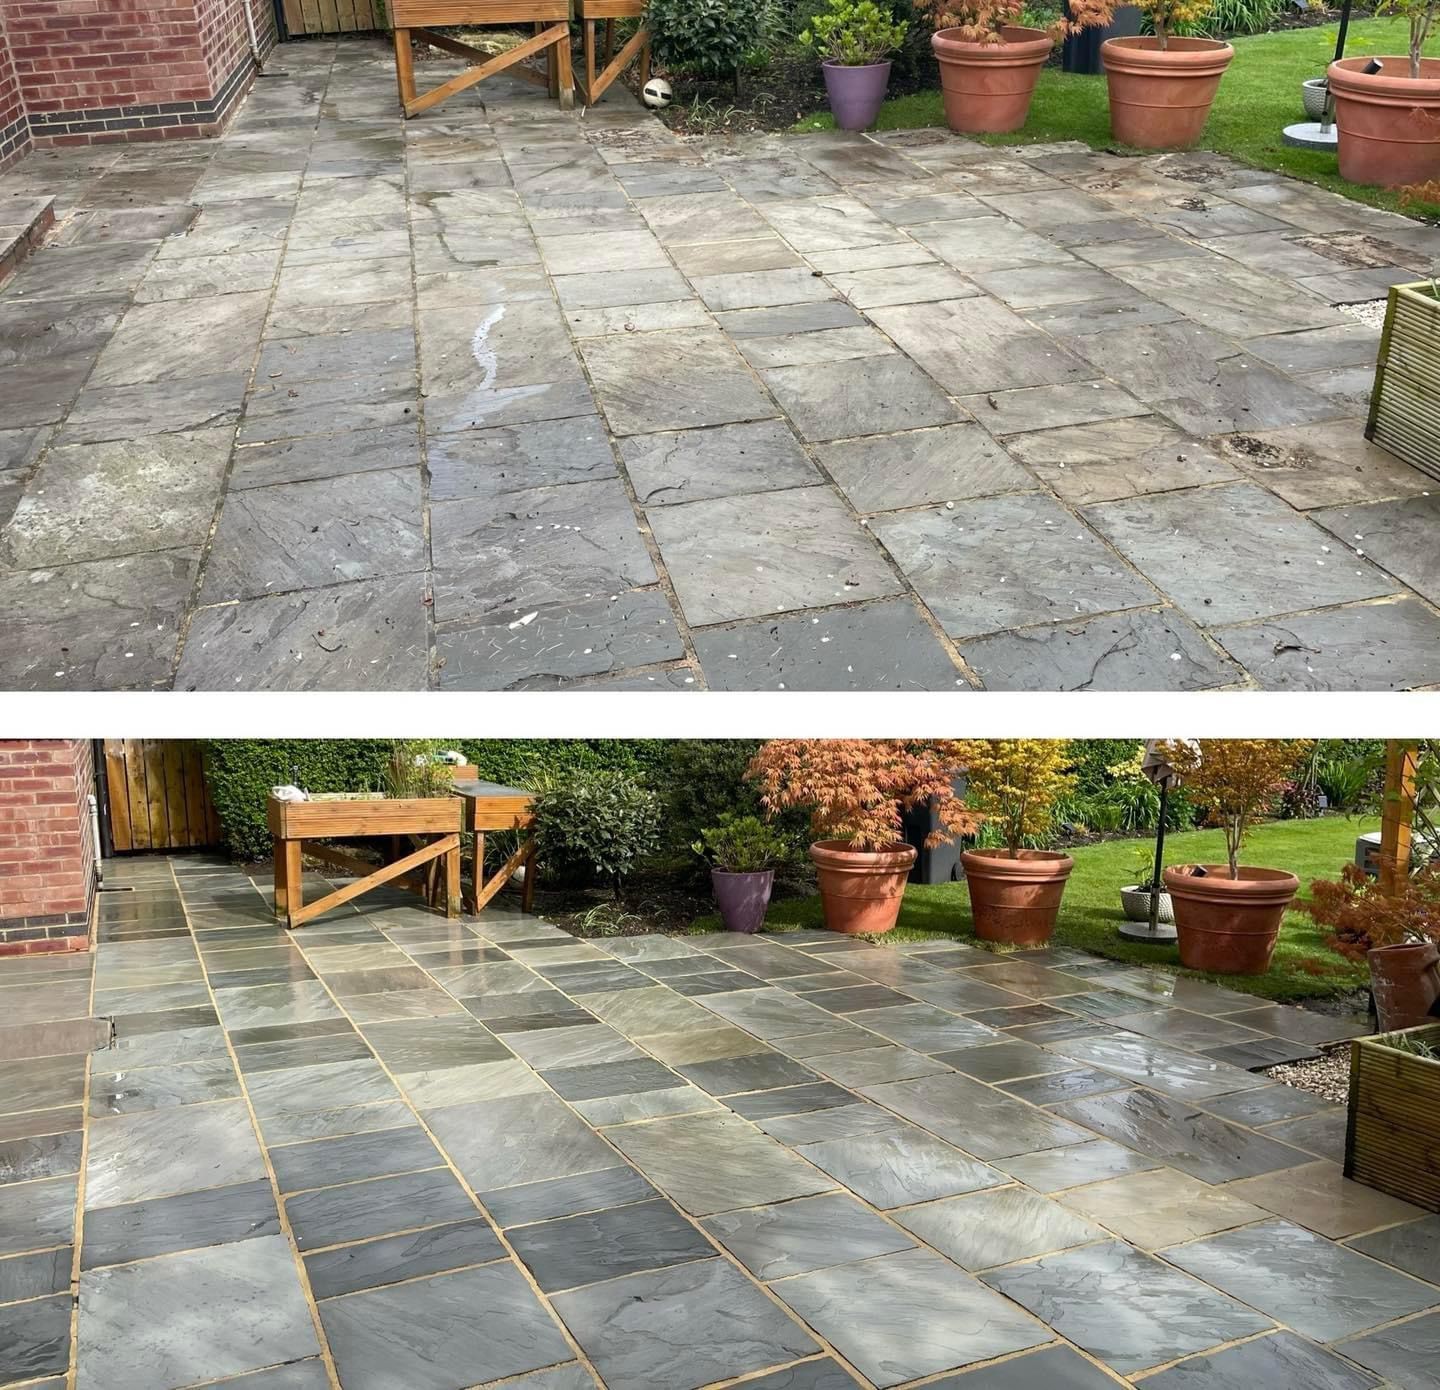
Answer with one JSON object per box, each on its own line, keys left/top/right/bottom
{"left": 0, "top": 0, "right": 269, "bottom": 149}
{"left": 0, "top": 739, "right": 96, "bottom": 946}
{"left": 0, "top": 6, "right": 28, "bottom": 170}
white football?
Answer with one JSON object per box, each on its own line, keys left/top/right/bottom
{"left": 642, "top": 77, "right": 673, "bottom": 109}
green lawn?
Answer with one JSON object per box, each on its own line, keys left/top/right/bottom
{"left": 692, "top": 816, "right": 1375, "bottom": 1002}
{"left": 795, "top": 18, "right": 1440, "bottom": 219}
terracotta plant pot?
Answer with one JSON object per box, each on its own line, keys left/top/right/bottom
{"left": 710, "top": 868, "right": 774, "bottom": 934}
{"left": 1328, "top": 56, "right": 1440, "bottom": 188}
{"left": 822, "top": 59, "right": 892, "bottom": 132}
{"left": 1163, "top": 864, "right": 1299, "bottom": 975}
{"left": 1369, "top": 940, "right": 1440, "bottom": 1032}
{"left": 809, "top": 839, "right": 916, "bottom": 935}
{"left": 962, "top": 849, "right": 1075, "bottom": 946}
{"left": 1102, "top": 36, "right": 1234, "bottom": 149}
{"left": 931, "top": 26, "right": 1053, "bottom": 135}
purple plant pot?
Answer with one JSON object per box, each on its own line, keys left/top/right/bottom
{"left": 822, "top": 59, "right": 892, "bottom": 131}
{"left": 711, "top": 868, "right": 774, "bottom": 934}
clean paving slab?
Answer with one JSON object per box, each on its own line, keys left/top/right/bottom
{"left": 796, "top": 1124, "right": 1008, "bottom": 1209}
{"left": 773, "top": 1247, "right": 1051, "bottom": 1388}
{"left": 551, "top": 1258, "right": 821, "bottom": 1390}
{"left": 1162, "top": 1219, "right": 1440, "bottom": 1341}
{"left": 702, "top": 1191, "right": 916, "bottom": 1278}
{"left": 981, "top": 1239, "right": 1273, "bottom": 1375}
{"left": 1335, "top": 1311, "right": 1440, "bottom": 1389}
{"left": 894, "top": 1186, "right": 1106, "bottom": 1270}
{"left": 1138, "top": 1330, "right": 1381, "bottom": 1390}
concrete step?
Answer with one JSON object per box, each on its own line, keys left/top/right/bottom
{"left": 0, "top": 194, "right": 55, "bottom": 287}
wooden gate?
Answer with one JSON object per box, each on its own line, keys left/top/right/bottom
{"left": 101, "top": 741, "right": 221, "bottom": 854}
{"left": 280, "top": 0, "right": 385, "bottom": 35}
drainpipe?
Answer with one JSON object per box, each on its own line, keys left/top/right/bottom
{"left": 88, "top": 793, "right": 104, "bottom": 887}
{"left": 241, "top": 0, "right": 264, "bottom": 69}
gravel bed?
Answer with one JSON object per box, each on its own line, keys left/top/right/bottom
{"left": 1339, "top": 298, "right": 1388, "bottom": 330}
{"left": 1264, "top": 1047, "right": 1352, "bottom": 1104}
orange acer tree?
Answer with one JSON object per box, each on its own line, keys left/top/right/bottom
{"left": 914, "top": 0, "right": 1114, "bottom": 41}
{"left": 746, "top": 740, "right": 979, "bottom": 851}
{"left": 1305, "top": 862, "right": 1440, "bottom": 960}
{"left": 1143, "top": 0, "right": 1218, "bottom": 47}
{"left": 1161, "top": 739, "right": 1313, "bottom": 879}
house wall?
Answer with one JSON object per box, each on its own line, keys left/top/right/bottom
{"left": 0, "top": 6, "right": 28, "bottom": 170}
{"left": 0, "top": 0, "right": 271, "bottom": 151}
{"left": 0, "top": 739, "right": 96, "bottom": 953}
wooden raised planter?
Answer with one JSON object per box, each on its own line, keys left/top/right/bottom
{"left": 268, "top": 795, "right": 464, "bottom": 930}
{"left": 1366, "top": 281, "right": 1440, "bottom": 482}
{"left": 1346, "top": 1022, "right": 1440, "bottom": 1212}
{"left": 391, "top": 0, "right": 575, "bottom": 117}
{"left": 451, "top": 780, "right": 539, "bottom": 916}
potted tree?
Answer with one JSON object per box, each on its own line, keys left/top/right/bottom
{"left": 919, "top": 0, "right": 1110, "bottom": 134}
{"left": 1159, "top": 740, "right": 1310, "bottom": 975}
{"left": 1329, "top": 0, "right": 1440, "bottom": 186}
{"left": 801, "top": 0, "right": 910, "bottom": 131}
{"left": 1306, "top": 863, "right": 1440, "bottom": 1030}
{"left": 747, "top": 740, "right": 977, "bottom": 935}
{"left": 957, "top": 740, "right": 1076, "bottom": 946}
{"left": 693, "top": 813, "right": 793, "bottom": 934}
{"left": 1101, "top": 0, "right": 1235, "bottom": 149}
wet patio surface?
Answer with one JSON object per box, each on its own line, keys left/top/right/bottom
{"left": 2, "top": 854, "right": 1437, "bottom": 1389}
{"left": 3, "top": 40, "right": 1440, "bottom": 691}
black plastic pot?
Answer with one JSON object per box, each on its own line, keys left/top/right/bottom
{"left": 901, "top": 774, "right": 968, "bottom": 885}
{"left": 1062, "top": 3, "right": 1142, "bottom": 74}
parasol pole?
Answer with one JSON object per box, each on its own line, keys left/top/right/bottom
{"left": 1149, "top": 776, "right": 1170, "bottom": 937}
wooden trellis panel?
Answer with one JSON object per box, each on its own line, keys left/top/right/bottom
{"left": 282, "top": 0, "right": 384, "bottom": 36}
{"left": 103, "top": 740, "right": 221, "bottom": 854}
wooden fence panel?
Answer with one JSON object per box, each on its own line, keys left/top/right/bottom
{"left": 103, "top": 741, "right": 221, "bottom": 854}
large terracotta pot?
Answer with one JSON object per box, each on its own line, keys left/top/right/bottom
{"left": 962, "top": 849, "right": 1075, "bottom": 946}
{"left": 931, "top": 26, "right": 1053, "bottom": 135}
{"left": 1102, "top": 36, "right": 1234, "bottom": 149}
{"left": 1369, "top": 940, "right": 1440, "bottom": 1032}
{"left": 1328, "top": 56, "right": 1440, "bottom": 188}
{"left": 809, "top": 839, "right": 916, "bottom": 935}
{"left": 1163, "top": 864, "right": 1299, "bottom": 975}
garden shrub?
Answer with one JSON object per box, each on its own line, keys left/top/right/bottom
{"left": 649, "top": 0, "right": 770, "bottom": 75}
{"left": 204, "top": 739, "right": 671, "bottom": 861}
{"left": 531, "top": 769, "right": 664, "bottom": 900}
{"left": 693, "top": 813, "right": 794, "bottom": 872}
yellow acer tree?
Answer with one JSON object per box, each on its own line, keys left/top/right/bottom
{"left": 956, "top": 740, "right": 1075, "bottom": 857}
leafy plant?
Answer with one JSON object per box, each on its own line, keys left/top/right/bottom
{"left": 1140, "top": 0, "right": 1217, "bottom": 46}
{"left": 1374, "top": 0, "right": 1439, "bottom": 78}
{"left": 1317, "top": 755, "right": 1377, "bottom": 813}
{"left": 649, "top": 0, "right": 769, "bottom": 75}
{"left": 1378, "top": 1027, "right": 1440, "bottom": 1060}
{"left": 383, "top": 740, "right": 457, "bottom": 800}
{"left": 957, "top": 740, "right": 1076, "bottom": 857}
{"left": 1306, "top": 861, "right": 1440, "bottom": 960}
{"left": 801, "top": 0, "right": 909, "bottom": 63}
{"left": 914, "top": 0, "right": 1112, "bottom": 43}
{"left": 1158, "top": 0, "right": 1277, "bottom": 36}
{"left": 1161, "top": 739, "right": 1313, "bottom": 879}
{"left": 693, "top": 813, "right": 793, "bottom": 873}
{"left": 747, "top": 740, "right": 977, "bottom": 851}
{"left": 1130, "top": 844, "right": 1161, "bottom": 893}
{"left": 531, "top": 770, "right": 663, "bottom": 901}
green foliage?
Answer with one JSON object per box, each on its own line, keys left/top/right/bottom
{"left": 1151, "top": 0, "right": 1278, "bottom": 36}
{"left": 1065, "top": 740, "right": 1145, "bottom": 795}
{"left": 656, "top": 741, "right": 809, "bottom": 859}
{"left": 800, "top": 0, "right": 908, "bottom": 63}
{"left": 203, "top": 740, "right": 671, "bottom": 862}
{"left": 1315, "top": 756, "right": 1379, "bottom": 813}
{"left": 650, "top": 0, "right": 769, "bottom": 75}
{"left": 531, "top": 769, "right": 663, "bottom": 901}
{"left": 693, "top": 814, "right": 793, "bottom": 872}
{"left": 383, "top": 740, "right": 457, "bottom": 801}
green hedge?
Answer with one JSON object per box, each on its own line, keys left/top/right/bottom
{"left": 204, "top": 740, "right": 674, "bottom": 861}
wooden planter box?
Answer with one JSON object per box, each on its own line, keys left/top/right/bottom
{"left": 1346, "top": 1021, "right": 1440, "bottom": 1212}
{"left": 1367, "top": 281, "right": 1440, "bottom": 481}
{"left": 268, "top": 797, "right": 463, "bottom": 840}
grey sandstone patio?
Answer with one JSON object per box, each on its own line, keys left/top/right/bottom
{"left": 4, "top": 40, "right": 1440, "bottom": 689}
{"left": 4, "top": 854, "right": 1439, "bottom": 1390}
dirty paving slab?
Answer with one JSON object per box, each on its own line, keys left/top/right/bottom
{"left": 3, "top": 852, "right": 1433, "bottom": 1390}
{"left": 3, "top": 40, "right": 1440, "bottom": 690}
